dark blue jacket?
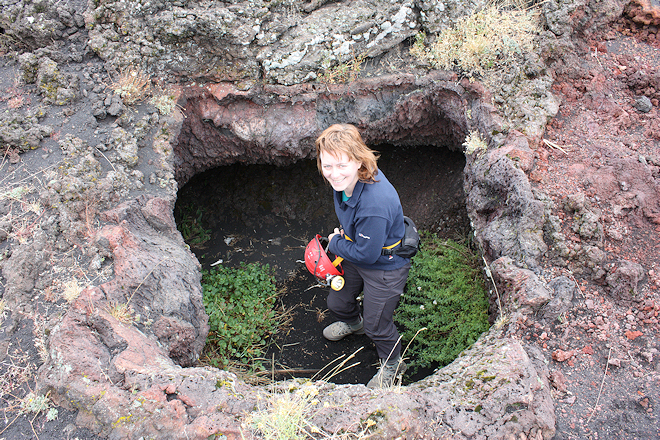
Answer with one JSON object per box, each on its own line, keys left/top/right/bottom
{"left": 328, "top": 169, "right": 408, "bottom": 270}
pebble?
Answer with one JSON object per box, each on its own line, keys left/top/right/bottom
{"left": 632, "top": 95, "right": 653, "bottom": 113}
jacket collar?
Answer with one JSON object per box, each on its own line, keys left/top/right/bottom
{"left": 337, "top": 180, "right": 365, "bottom": 208}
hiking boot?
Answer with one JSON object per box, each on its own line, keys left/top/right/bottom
{"left": 322, "top": 317, "right": 365, "bottom": 341}
{"left": 366, "top": 356, "right": 407, "bottom": 389}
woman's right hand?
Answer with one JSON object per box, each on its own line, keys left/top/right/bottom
{"left": 328, "top": 227, "right": 343, "bottom": 242}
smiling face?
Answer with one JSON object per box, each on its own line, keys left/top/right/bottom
{"left": 320, "top": 150, "right": 362, "bottom": 197}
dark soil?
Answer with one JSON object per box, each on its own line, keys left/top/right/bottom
{"left": 267, "top": 271, "right": 383, "bottom": 385}
{"left": 176, "top": 144, "right": 468, "bottom": 385}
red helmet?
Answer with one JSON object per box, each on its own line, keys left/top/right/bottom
{"left": 304, "top": 234, "right": 343, "bottom": 280}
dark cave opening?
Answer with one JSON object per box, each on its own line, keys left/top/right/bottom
{"left": 174, "top": 143, "right": 472, "bottom": 384}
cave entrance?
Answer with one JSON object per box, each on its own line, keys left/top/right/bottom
{"left": 175, "top": 142, "right": 470, "bottom": 384}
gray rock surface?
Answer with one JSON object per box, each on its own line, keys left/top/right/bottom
{"left": 465, "top": 152, "right": 548, "bottom": 270}
{"left": 606, "top": 258, "right": 646, "bottom": 302}
{"left": 541, "top": 276, "right": 578, "bottom": 321}
{"left": 633, "top": 95, "right": 653, "bottom": 113}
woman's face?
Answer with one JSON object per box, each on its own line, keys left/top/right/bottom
{"left": 320, "top": 150, "right": 362, "bottom": 197}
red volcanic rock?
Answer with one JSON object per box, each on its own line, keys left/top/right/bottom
{"left": 552, "top": 349, "right": 576, "bottom": 362}
{"left": 490, "top": 256, "right": 553, "bottom": 314}
{"left": 174, "top": 72, "right": 470, "bottom": 186}
{"left": 488, "top": 130, "right": 535, "bottom": 172}
{"left": 97, "top": 195, "right": 208, "bottom": 366}
{"left": 626, "top": 0, "right": 660, "bottom": 26}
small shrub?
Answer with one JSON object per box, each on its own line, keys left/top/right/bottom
{"left": 20, "top": 391, "right": 58, "bottom": 421}
{"left": 202, "top": 262, "right": 282, "bottom": 371}
{"left": 396, "top": 234, "right": 490, "bottom": 373}
{"left": 7, "top": 94, "right": 24, "bottom": 109}
{"left": 409, "top": 31, "right": 427, "bottom": 60}
{"left": 318, "top": 52, "right": 366, "bottom": 84}
{"left": 412, "top": 2, "right": 538, "bottom": 78}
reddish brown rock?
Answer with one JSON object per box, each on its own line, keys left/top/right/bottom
{"left": 625, "top": 0, "right": 660, "bottom": 26}
{"left": 175, "top": 72, "right": 467, "bottom": 187}
{"left": 549, "top": 370, "right": 568, "bottom": 393}
{"left": 491, "top": 256, "right": 553, "bottom": 314}
{"left": 96, "top": 195, "right": 208, "bottom": 366}
{"left": 487, "top": 130, "right": 535, "bottom": 172}
{"left": 552, "top": 349, "right": 576, "bottom": 362}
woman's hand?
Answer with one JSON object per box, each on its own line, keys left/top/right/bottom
{"left": 328, "top": 227, "right": 343, "bottom": 242}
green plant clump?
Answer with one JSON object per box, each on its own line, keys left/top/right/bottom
{"left": 203, "top": 262, "right": 281, "bottom": 370}
{"left": 396, "top": 234, "right": 490, "bottom": 373}
{"left": 176, "top": 204, "right": 211, "bottom": 246}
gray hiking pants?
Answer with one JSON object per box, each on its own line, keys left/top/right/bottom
{"left": 327, "top": 259, "right": 411, "bottom": 359}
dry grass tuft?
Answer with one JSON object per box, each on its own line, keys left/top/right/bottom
{"left": 0, "top": 350, "right": 35, "bottom": 398}
{"left": 494, "top": 313, "right": 511, "bottom": 330}
{"left": 62, "top": 278, "right": 83, "bottom": 303}
{"left": 412, "top": 1, "right": 539, "bottom": 78}
{"left": 29, "top": 315, "right": 50, "bottom": 362}
{"left": 0, "top": 183, "right": 46, "bottom": 244}
{"left": 247, "top": 375, "right": 379, "bottom": 439}
{"left": 106, "top": 300, "right": 135, "bottom": 324}
{"left": 248, "top": 384, "right": 323, "bottom": 439}
{"left": 318, "top": 52, "right": 367, "bottom": 84}
{"left": 110, "top": 66, "right": 151, "bottom": 105}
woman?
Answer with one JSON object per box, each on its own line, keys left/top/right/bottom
{"left": 315, "top": 123, "right": 411, "bottom": 389}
